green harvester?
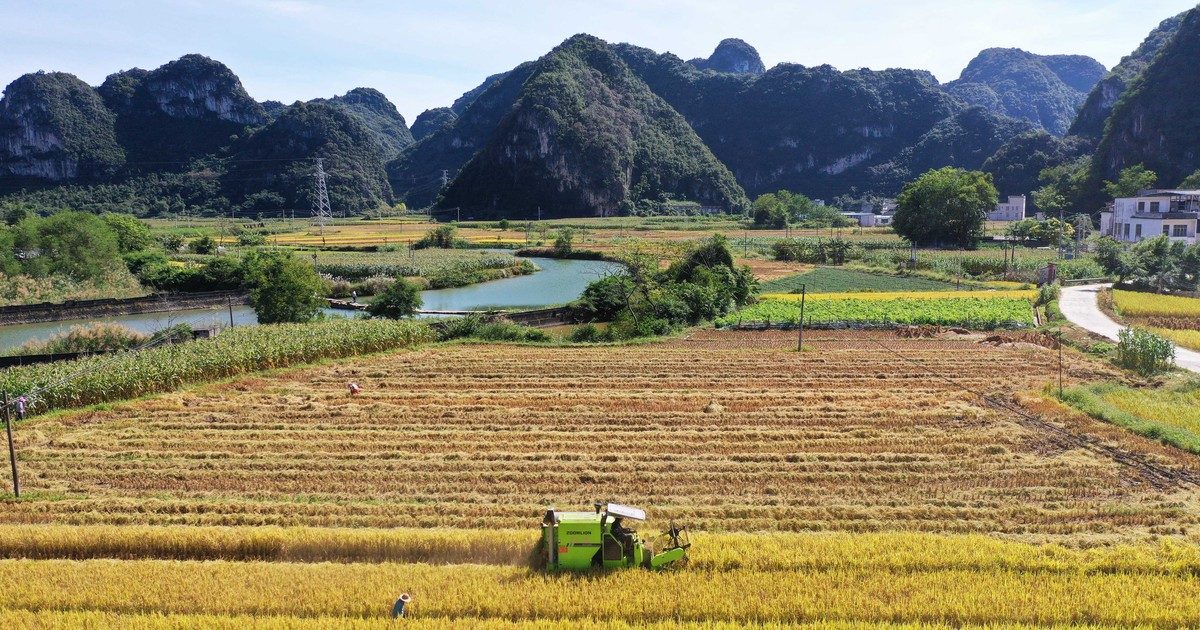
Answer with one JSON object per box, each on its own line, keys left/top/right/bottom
{"left": 539, "top": 502, "right": 690, "bottom": 571}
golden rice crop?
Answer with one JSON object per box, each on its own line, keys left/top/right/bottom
{"left": 2, "top": 555, "right": 1200, "bottom": 626}
{"left": 5, "top": 525, "right": 1200, "bottom": 576}
{"left": 0, "top": 610, "right": 962, "bottom": 630}
{"left": 0, "top": 328, "right": 1192, "bottom": 627}
{"left": 1114, "top": 290, "right": 1200, "bottom": 318}
{"left": 1152, "top": 327, "right": 1200, "bottom": 352}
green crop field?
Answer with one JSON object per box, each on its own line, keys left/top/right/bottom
{"left": 760, "top": 267, "right": 973, "bottom": 294}
{"left": 718, "top": 296, "right": 1036, "bottom": 329}
{"left": 311, "top": 249, "right": 529, "bottom": 281}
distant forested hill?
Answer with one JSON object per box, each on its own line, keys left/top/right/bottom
{"left": 3, "top": 9, "right": 1199, "bottom": 219}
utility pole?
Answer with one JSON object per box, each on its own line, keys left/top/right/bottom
{"left": 796, "top": 284, "right": 807, "bottom": 353}
{"left": 227, "top": 294, "right": 235, "bottom": 329}
{"left": 312, "top": 158, "right": 333, "bottom": 243}
{"left": 3, "top": 393, "right": 18, "bottom": 498}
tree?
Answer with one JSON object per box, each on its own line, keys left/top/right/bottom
{"left": 413, "top": 225, "right": 458, "bottom": 249}
{"left": 553, "top": 228, "right": 575, "bottom": 256}
{"left": 1179, "top": 169, "right": 1200, "bottom": 189}
{"left": 893, "top": 168, "right": 996, "bottom": 248}
{"left": 1038, "top": 155, "right": 1092, "bottom": 213}
{"left": 1129, "top": 235, "right": 1183, "bottom": 292}
{"left": 367, "top": 279, "right": 423, "bottom": 319}
{"left": 15, "top": 211, "right": 123, "bottom": 281}
{"left": 1096, "top": 234, "right": 1200, "bottom": 291}
{"left": 1006, "top": 218, "right": 1074, "bottom": 247}
{"left": 241, "top": 251, "right": 325, "bottom": 324}
{"left": 1094, "top": 237, "right": 1133, "bottom": 282}
{"left": 0, "top": 228, "right": 20, "bottom": 276}
{"left": 751, "top": 191, "right": 850, "bottom": 229}
{"left": 1032, "top": 185, "right": 1066, "bottom": 220}
{"left": 1103, "top": 165, "right": 1158, "bottom": 200}
{"left": 101, "top": 213, "right": 155, "bottom": 253}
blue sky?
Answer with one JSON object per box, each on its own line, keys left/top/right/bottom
{"left": 2, "top": 0, "right": 1196, "bottom": 122}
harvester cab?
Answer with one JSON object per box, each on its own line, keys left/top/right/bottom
{"left": 540, "top": 502, "right": 690, "bottom": 571}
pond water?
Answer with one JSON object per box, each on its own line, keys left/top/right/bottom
{"left": 419, "top": 257, "right": 621, "bottom": 311}
{"left": 0, "top": 257, "right": 622, "bottom": 353}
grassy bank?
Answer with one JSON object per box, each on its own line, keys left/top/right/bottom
{"left": 1061, "top": 379, "right": 1200, "bottom": 454}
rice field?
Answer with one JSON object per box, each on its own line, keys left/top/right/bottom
{"left": 1113, "top": 290, "right": 1200, "bottom": 318}
{"left": 1110, "top": 290, "right": 1200, "bottom": 350}
{"left": 2, "top": 330, "right": 1198, "bottom": 625}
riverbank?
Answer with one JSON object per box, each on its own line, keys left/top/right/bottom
{"left": 0, "top": 291, "right": 248, "bottom": 326}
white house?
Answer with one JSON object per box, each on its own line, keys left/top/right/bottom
{"left": 842, "top": 211, "right": 892, "bottom": 227}
{"left": 842, "top": 200, "right": 895, "bottom": 227}
{"left": 988, "top": 195, "right": 1026, "bottom": 222}
{"left": 1100, "top": 190, "right": 1200, "bottom": 244}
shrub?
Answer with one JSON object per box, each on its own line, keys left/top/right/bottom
{"left": 237, "top": 231, "right": 267, "bottom": 247}
{"left": 1036, "top": 283, "right": 1060, "bottom": 307}
{"left": 569, "top": 324, "right": 605, "bottom": 343}
{"left": 413, "top": 225, "right": 460, "bottom": 249}
{"left": 241, "top": 251, "right": 326, "bottom": 324}
{"left": 16, "top": 323, "right": 148, "bottom": 356}
{"left": 367, "top": 279, "right": 423, "bottom": 319}
{"left": 553, "top": 228, "right": 575, "bottom": 256}
{"left": 189, "top": 235, "right": 217, "bottom": 254}
{"left": 1116, "top": 328, "right": 1175, "bottom": 377}
{"left": 438, "top": 315, "right": 548, "bottom": 342}
{"left": 352, "top": 275, "right": 396, "bottom": 296}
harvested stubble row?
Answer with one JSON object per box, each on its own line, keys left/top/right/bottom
{"left": 4, "top": 331, "right": 1192, "bottom": 539}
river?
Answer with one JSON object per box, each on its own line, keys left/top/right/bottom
{"left": 0, "top": 257, "right": 622, "bottom": 353}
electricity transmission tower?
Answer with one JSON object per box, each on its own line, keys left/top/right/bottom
{"left": 312, "top": 158, "right": 333, "bottom": 236}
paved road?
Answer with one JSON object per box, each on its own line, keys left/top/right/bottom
{"left": 1059, "top": 283, "right": 1200, "bottom": 374}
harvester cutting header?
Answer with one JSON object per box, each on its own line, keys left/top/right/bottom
{"left": 539, "top": 503, "right": 690, "bottom": 571}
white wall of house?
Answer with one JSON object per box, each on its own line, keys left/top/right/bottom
{"left": 987, "top": 195, "right": 1026, "bottom": 222}
{"left": 1109, "top": 191, "right": 1200, "bottom": 244}
{"left": 842, "top": 212, "right": 877, "bottom": 227}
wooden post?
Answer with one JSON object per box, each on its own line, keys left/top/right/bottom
{"left": 796, "top": 284, "right": 807, "bottom": 352}
{"left": 3, "top": 392, "right": 18, "bottom": 498}
{"left": 227, "top": 294, "right": 235, "bottom": 328}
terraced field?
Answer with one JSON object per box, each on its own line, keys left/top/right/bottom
{"left": 3, "top": 330, "right": 1199, "bottom": 626}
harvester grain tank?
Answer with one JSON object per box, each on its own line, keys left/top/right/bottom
{"left": 540, "top": 502, "right": 690, "bottom": 571}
